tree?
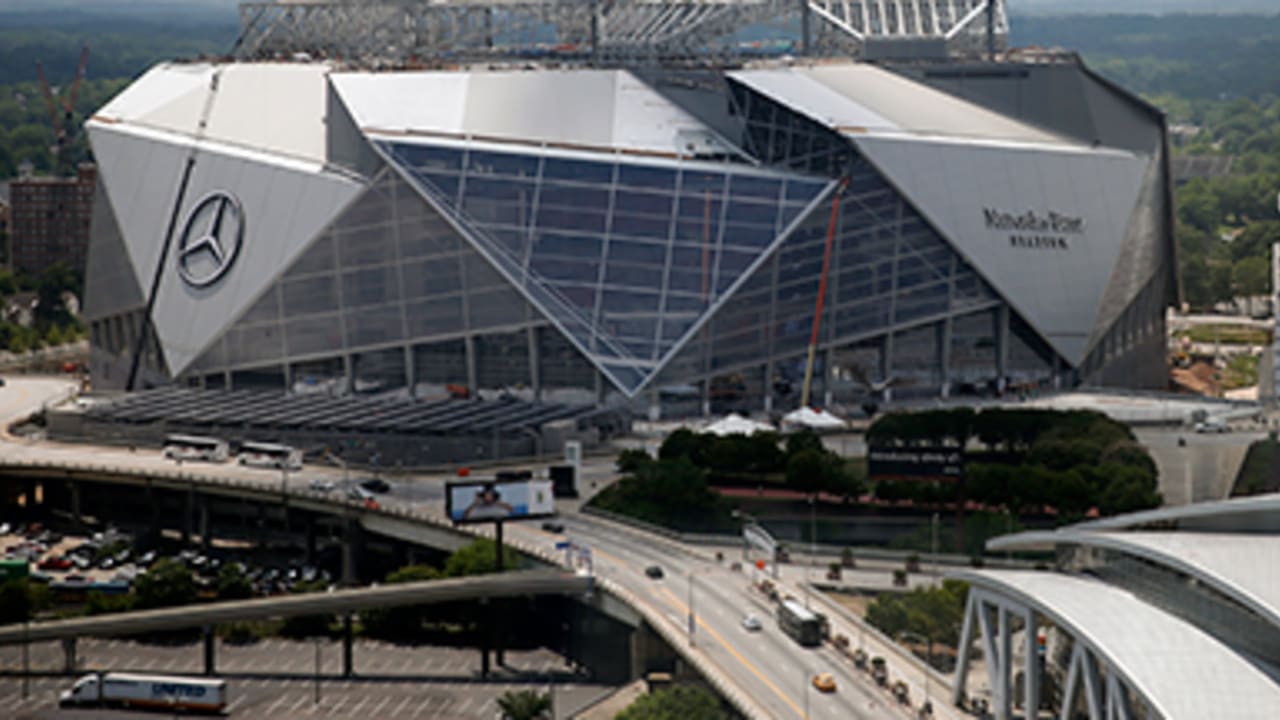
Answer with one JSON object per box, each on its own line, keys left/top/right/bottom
{"left": 496, "top": 690, "right": 551, "bottom": 720}
{"left": 132, "top": 558, "right": 196, "bottom": 610}
{"left": 1233, "top": 256, "right": 1269, "bottom": 297}
{"left": 362, "top": 565, "right": 442, "bottom": 639}
{"left": 614, "top": 685, "right": 731, "bottom": 720}
{"left": 0, "top": 579, "right": 32, "bottom": 624}
{"left": 216, "top": 563, "right": 254, "bottom": 601}
{"left": 444, "top": 539, "right": 521, "bottom": 578}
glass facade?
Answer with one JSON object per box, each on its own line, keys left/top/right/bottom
{"left": 378, "top": 139, "right": 831, "bottom": 394}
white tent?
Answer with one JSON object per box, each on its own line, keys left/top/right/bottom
{"left": 782, "top": 407, "right": 848, "bottom": 431}
{"left": 704, "top": 413, "right": 775, "bottom": 436}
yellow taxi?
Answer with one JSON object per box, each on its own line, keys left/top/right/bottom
{"left": 812, "top": 673, "right": 837, "bottom": 693}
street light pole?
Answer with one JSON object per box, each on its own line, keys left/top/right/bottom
{"left": 931, "top": 511, "right": 939, "bottom": 581}
{"left": 687, "top": 572, "right": 696, "bottom": 647}
{"left": 806, "top": 495, "right": 816, "bottom": 609}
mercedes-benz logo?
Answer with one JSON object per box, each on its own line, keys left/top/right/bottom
{"left": 176, "top": 191, "right": 245, "bottom": 288}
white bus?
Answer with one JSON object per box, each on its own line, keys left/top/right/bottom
{"left": 161, "top": 434, "right": 230, "bottom": 464}
{"left": 238, "top": 441, "right": 303, "bottom": 471}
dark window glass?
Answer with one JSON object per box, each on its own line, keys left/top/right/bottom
{"left": 465, "top": 150, "right": 540, "bottom": 179}
{"left": 543, "top": 157, "right": 614, "bottom": 185}
{"left": 617, "top": 164, "right": 677, "bottom": 192}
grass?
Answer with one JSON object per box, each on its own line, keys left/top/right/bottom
{"left": 1221, "top": 353, "right": 1260, "bottom": 390}
{"left": 1181, "top": 325, "right": 1271, "bottom": 346}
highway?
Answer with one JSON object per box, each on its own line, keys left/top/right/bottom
{"left": 0, "top": 377, "right": 955, "bottom": 720}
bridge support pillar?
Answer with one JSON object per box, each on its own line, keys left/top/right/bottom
{"left": 68, "top": 481, "right": 84, "bottom": 532}
{"left": 341, "top": 519, "right": 362, "bottom": 586}
{"left": 305, "top": 515, "right": 317, "bottom": 564}
{"left": 203, "top": 625, "right": 216, "bottom": 676}
{"left": 199, "top": 499, "right": 211, "bottom": 553}
{"left": 182, "top": 486, "right": 194, "bottom": 545}
{"left": 62, "top": 637, "right": 76, "bottom": 674}
{"left": 479, "top": 597, "right": 491, "bottom": 678}
{"left": 22, "top": 479, "right": 37, "bottom": 521}
{"left": 342, "top": 613, "right": 354, "bottom": 678}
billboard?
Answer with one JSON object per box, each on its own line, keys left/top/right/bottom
{"left": 868, "top": 446, "right": 964, "bottom": 481}
{"left": 446, "top": 478, "right": 555, "bottom": 524}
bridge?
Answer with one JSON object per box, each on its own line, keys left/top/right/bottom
{"left": 0, "top": 378, "right": 956, "bottom": 720}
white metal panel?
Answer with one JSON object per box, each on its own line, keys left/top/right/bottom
{"left": 94, "top": 63, "right": 216, "bottom": 123}
{"left": 731, "top": 63, "right": 1070, "bottom": 147}
{"left": 334, "top": 69, "right": 717, "bottom": 156}
{"left": 329, "top": 72, "right": 470, "bottom": 135}
{"left": 462, "top": 70, "right": 618, "bottom": 148}
{"left": 85, "top": 123, "right": 190, "bottom": 293}
{"left": 200, "top": 64, "right": 332, "bottom": 165}
{"left": 149, "top": 150, "right": 364, "bottom": 375}
{"left": 954, "top": 569, "right": 1280, "bottom": 720}
{"left": 854, "top": 135, "right": 1148, "bottom": 365}
{"left": 728, "top": 67, "right": 897, "bottom": 132}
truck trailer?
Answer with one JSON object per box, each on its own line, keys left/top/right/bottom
{"left": 59, "top": 672, "right": 227, "bottom": 712}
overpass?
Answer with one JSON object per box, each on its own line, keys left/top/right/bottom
{"left": 0, "top": 569, "right": 590, "bottom": 679}
{"left": 0, "top": 378, "right": 950, "bottom": 720}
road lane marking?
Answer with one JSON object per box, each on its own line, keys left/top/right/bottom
{"left": 655, "top": 585, "right": 806, "bottom": 719}
{"left": 391, "top": 694, "right": 412, "bottom": 717}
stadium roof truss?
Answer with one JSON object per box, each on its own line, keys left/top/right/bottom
{"left": 235, "top": 0, "right": 1008, "bottom": 65}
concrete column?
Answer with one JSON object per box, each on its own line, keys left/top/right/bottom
{"left": 68, "top": 481, "right": 83, "bottom": 532}
{"left": 527, "top": 326, "right": 541, "bottom": 402}
{"left": 198, "top": 500, "right": 211, "bottom": 553}
{"left": 342, "top": 613, "right": 354, "bottom": 678}
{"left": 203, "top": 625, "right": 216, "bottom": 676}
{"left": 464, "top": 336, "right": 477, "bottom": 396}
{"left": 341, "top": 518, "right": 362, "bottom": 586}
{"left": 305, "top": 516, "right": 317, "bottom": 565}
{"left": 62, "top": 637, "right": 76, "bottom": 674}
{"left": 181, "top": 487, "right": 194, "bottom": 545}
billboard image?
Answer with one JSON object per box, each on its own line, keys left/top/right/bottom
{"left": 446, "top": 478, "right": 555, "bottom": 524}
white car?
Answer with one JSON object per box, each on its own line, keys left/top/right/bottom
{"left": 309, "top": 479, "right": 336, "bottom": 492}
{"left": 742, "top": 614, "right": 763, "bottom": 632}
{"left": 1194, "top": 419, "right": 1229, "bottom": 434}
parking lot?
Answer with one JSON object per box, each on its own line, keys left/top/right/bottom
{"left": 0, "top": 638, "right": 604, "bottom": 719}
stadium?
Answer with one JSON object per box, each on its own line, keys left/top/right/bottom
{"left": 82, "top": 0, "right": 1177, "bottom": 419}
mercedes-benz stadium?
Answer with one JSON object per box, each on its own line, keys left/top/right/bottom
{"left": 82, "top": 1, "right": 1177, "bottom": 418}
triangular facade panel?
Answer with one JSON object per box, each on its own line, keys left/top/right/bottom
{"left": 375, "top": 137, "right": 831, "bottom": 395}
{"left": 853, "top": 135, "right": 1149, "bottom": 365}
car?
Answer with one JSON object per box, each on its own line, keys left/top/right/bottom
{"left": 741, "top": 614, "right": 763, "bottom": 632}
{"left": 359, "top": 478, "right": 391, "bottom": 494}
{"left": 38, "top": 556, "right": 72, "bottom": 571}
{"left": 1194, "top": 419, "right": 1229, "bottom": 434}
{"left": 347, "top": 485, "right": 375, "bottom": 502}
{"left": 541, "top": 521, "right": 565, "bottom": 534}
{"left": 644, "top": 565, "right": 664, "bottom": 580}
{"left": 309, "top": 479, "right": 336, "bottom": 492}
{"left": 0, "top": 377, "right": 7, "bottom": 387}
{"left": 812, "top": 673, "right": 837, "bottom": 693}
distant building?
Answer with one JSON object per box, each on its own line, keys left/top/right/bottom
{"left": 8, "top": 163, "right": 96, "bottom": 276}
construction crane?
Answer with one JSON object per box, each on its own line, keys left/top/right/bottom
{"left": 35, "top": 45, "right": 90, "bottom": 175}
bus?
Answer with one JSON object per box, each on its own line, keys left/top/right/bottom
{"left": 161, "top": 434, "right": 230, "bottom": 464}
{"left": 237, "top": 441, "right": 303, "bottom": 471}
{"left": 777, "top": 598, "right": 823, "bottom": 647}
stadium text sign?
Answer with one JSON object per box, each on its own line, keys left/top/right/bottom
{"left": 983, "top": 208, "right": 1085, "bottom": 250}
{"left": 868, "top": 446, "right": 964, "bottom": 481}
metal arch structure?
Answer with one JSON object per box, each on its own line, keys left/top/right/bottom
{"left": 953, "top": 587, "right": 1146, "bottom": 720}
{"left": 234, "top": 0, "right": 1009, "bottom": 65}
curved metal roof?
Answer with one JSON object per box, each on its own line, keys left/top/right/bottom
{"left": 989, "top": 530, "right": 1280, "bottom": 633}
{"left": 952, "top": 569, "right": 1280, "bottom": 719}
{"left": 1073, "top": 492, "right": 1280, "bottom": 532}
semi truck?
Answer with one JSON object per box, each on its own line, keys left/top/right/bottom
{"left": 59, "top": 672, "right": 227, "bottom": 712}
